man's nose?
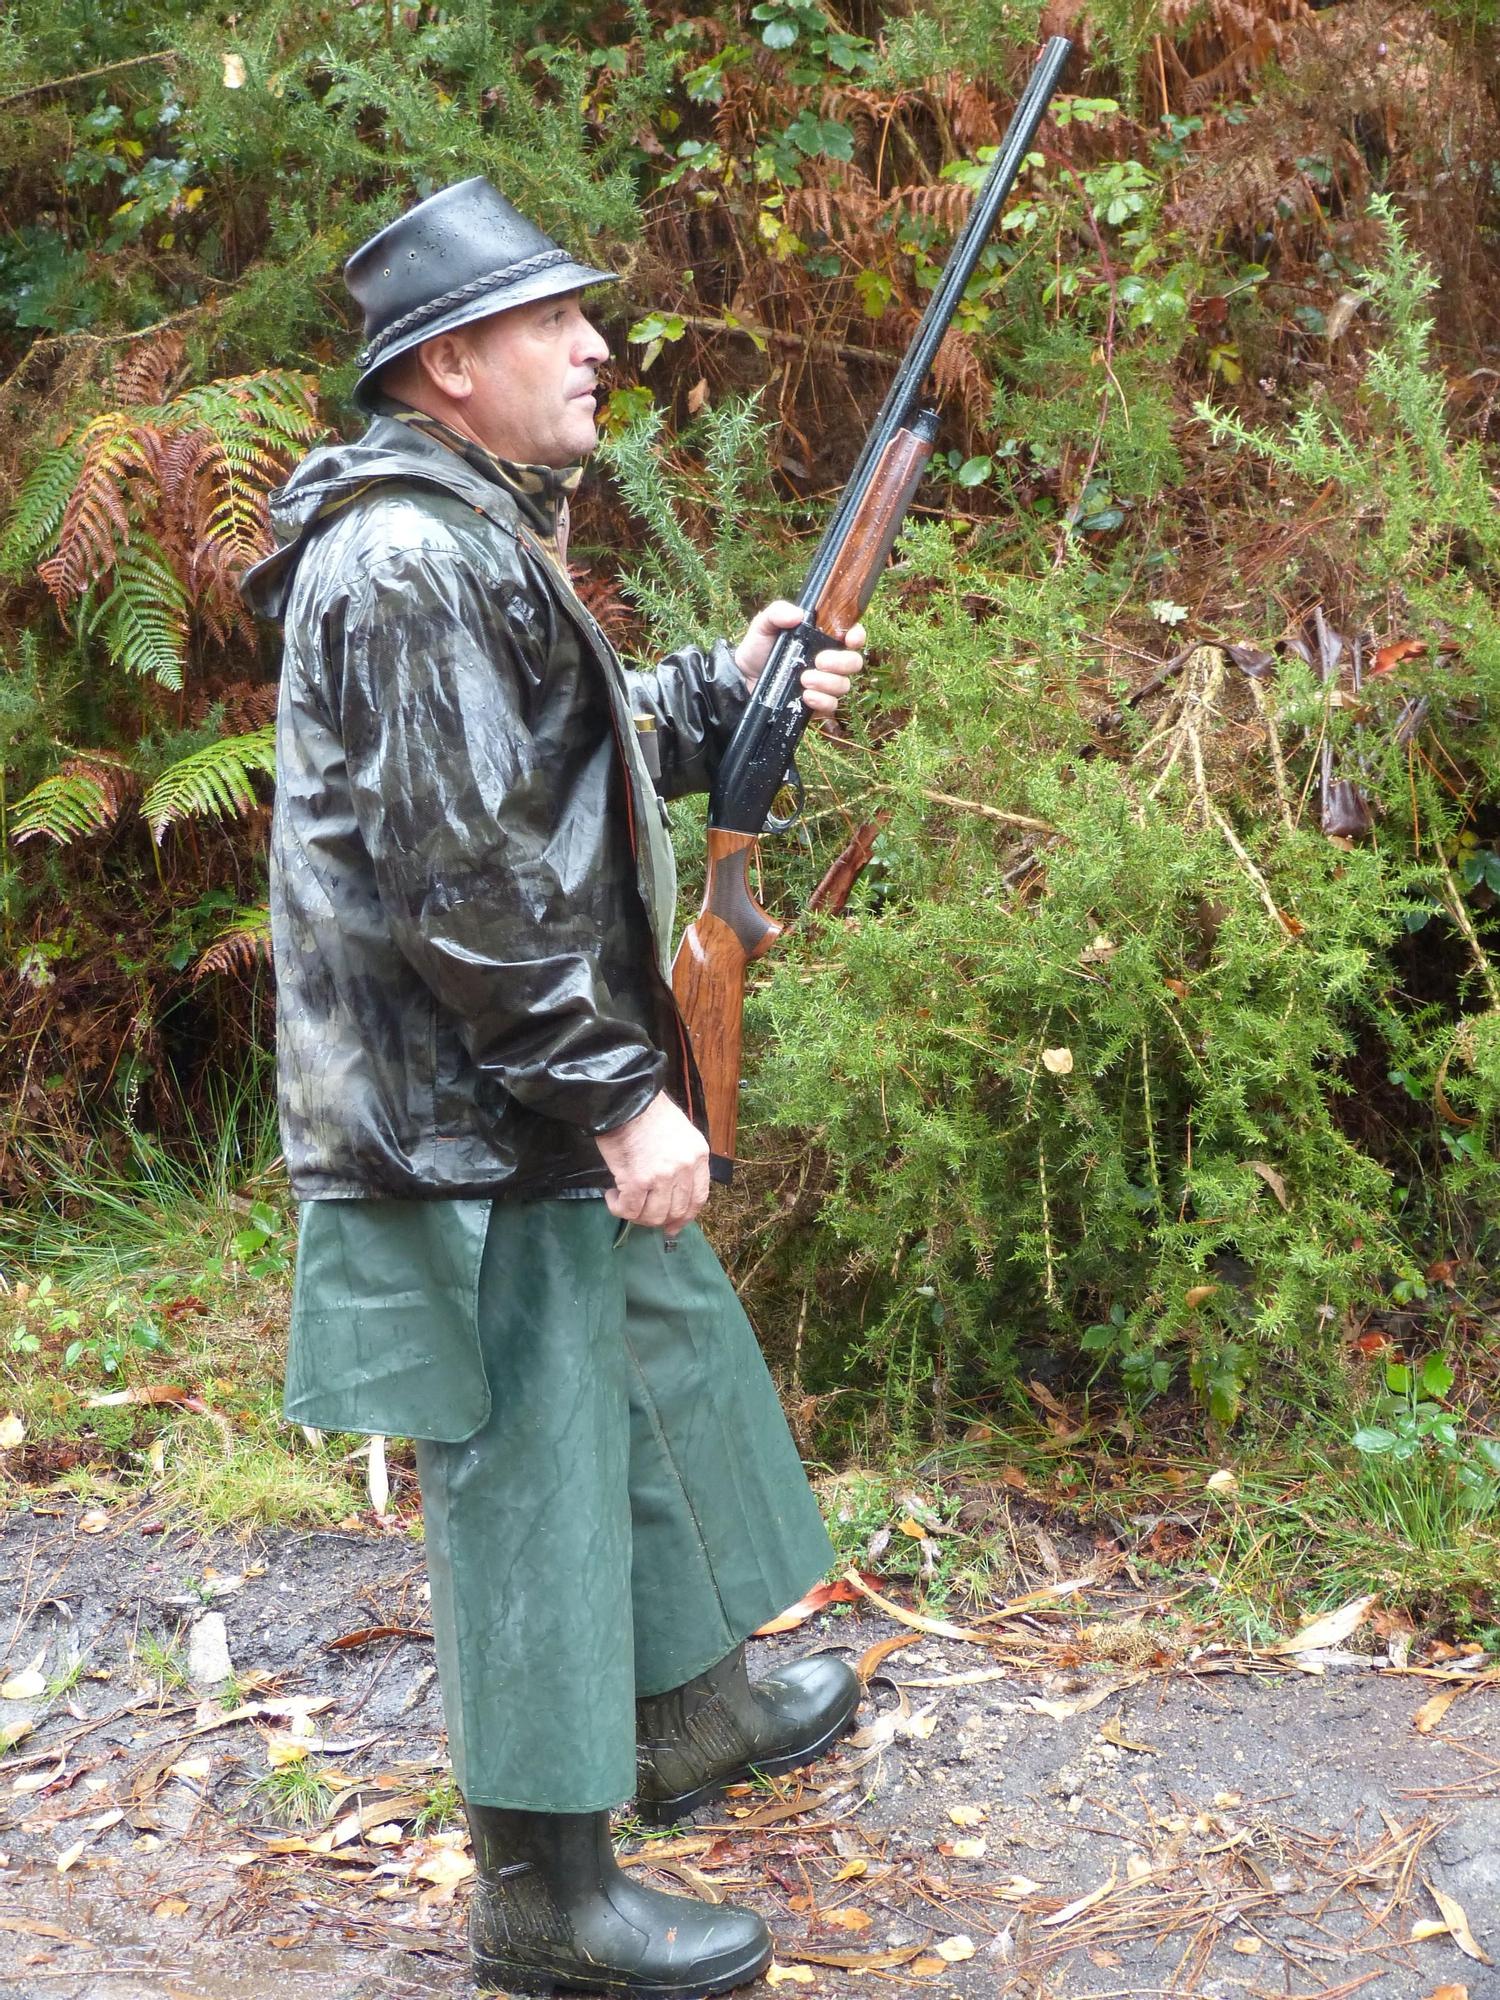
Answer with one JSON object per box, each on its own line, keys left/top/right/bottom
{"left": 577, "top": 317, "right": 610, "bottom": 368}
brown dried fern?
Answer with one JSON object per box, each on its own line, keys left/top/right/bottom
{"left": 105, "top": 329, "right": 186, "bottom": 408}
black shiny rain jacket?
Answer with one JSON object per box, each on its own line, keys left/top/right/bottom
{"left": 241, "top": 413, "right": 749, "bottom": 1201}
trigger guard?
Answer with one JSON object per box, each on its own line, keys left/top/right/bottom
{"left": 763, "top": 764, "right": 805, "bottom": 835}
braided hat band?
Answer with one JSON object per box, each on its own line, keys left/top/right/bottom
{"left": 358, "top": 248, "right": 575, "bottom": 369}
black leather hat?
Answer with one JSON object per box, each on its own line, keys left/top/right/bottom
{"left": 345, "top": 177, "right": 617, "bottom": 408}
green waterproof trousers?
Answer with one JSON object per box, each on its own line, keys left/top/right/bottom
{"left": 297, "top": 1198, "right": 834, "bottom": 1812}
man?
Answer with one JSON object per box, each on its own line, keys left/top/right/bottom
{"left": 243, "top": 177, "right": 867, "bottom": 1997}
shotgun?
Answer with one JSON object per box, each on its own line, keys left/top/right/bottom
{"left": 672, "top": 35, "right": 1073, "bottom": 1182}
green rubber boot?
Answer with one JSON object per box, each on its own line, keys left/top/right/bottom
{"left": 467, "top": 1804, "right": 772, "bottom": 1997}
{"left": 635, "top": 1644, "right": 861, "bottom": 1826}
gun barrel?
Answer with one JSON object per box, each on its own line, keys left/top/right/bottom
{"left": 798, "top": 35, "right": 1072, "bottom": 608}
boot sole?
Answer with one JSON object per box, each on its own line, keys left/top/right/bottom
{"left": 633, "top": 1689, "right": 862, "bottom": 1828}
{"left": 473, "top": 1930, "right": 773, "bottom": 1997}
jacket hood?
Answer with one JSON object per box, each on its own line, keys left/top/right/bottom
{"left": 240, "top": 414, "right": 515, "bottom": 621}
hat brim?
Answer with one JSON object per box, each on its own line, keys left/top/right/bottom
{"left": 352, "top": 258, "right": 617, "bottom": 410}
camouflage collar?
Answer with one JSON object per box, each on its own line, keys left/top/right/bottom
{"left": 382, "top": 403, "right": 582, "bottom": 557}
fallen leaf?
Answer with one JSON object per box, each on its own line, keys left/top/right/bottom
{"left": 1414, "top": 1686, "right": 1463, "bottom": 1734}
{"left": 78, "top": 1510, "right": 109, "bottom": 1535}
{"left": 1026, "top": 1684, "right": 1115, "bottom": 1721}
{"left": 935, "top": 1935, "right": 976, "bottom": 1963}
{"left": 766, "top": 1965, "right": 815, "bottom": 1986}
{"left": 1099, "top": 1717, "right": 1157, "bottom": 1754}
{"left": 1420, "top": 1987, "right": 1468, "bottom": 2000}
{"left": 84, "top": 1384, "right": 234, "bottom": 1451}
{"left": 910, "top": 1959, "right": 946, "bottom": 1978}
{"left": 222, "top": 51, "right": 247, "bottom": 87}
{"left": 1206, "top": 1469, "right": 1239, "bottom": 1494}
{"left": 1247, "top": 1160, "right": 1289, "bottom": 1208}
{"left": 1, "top": 1669, "right": 46, "bottom": 1702}
{"left": 1184, "top": 1284, "right": 1219, "bottom": 1309}
{"left": 1026, "top": 1378, "right": 1069, "bottom": 1418}
{"left": 784, "top": 1946, "right": 929, "bottom": 1971}
{"left": 0, "top": 1917, "right": 80, "bottom": 1942}
{"left": 755, "top": 1575, "right": 879, "bottom": 1636}
{"left": 325, "top": 1626, "right": 432, "bottom": 1652}
{"left": 1265, "top": 1594, "right": 1377, "bottom": 1655}
{"left": 1089, "top": 1947, "right": 1123, "bottom": 1968}
{"left": 1079, "top": 934, "right": 1117, "bottom": 965}
{"left": 413, "top": 1847, "right": 474, "bottom": 1887}
{"left": 1041, "top": 1046, "right": 1073, "bottom": 1076}
{"left": 55, "top": 1837, "right": 88, "bottom": 1873}
{"left": 999, "top": 1875, "right": 1042, "bottom": 1899}
{"left": 1232, "top": 1937, "right": 1262, "bottom": 1955}
{"left": 1423, "top": 1885, "right": 1492, "bottom": 1965}
{"left": 13, "top": 1761, "right": 64, "bottom": 1795}
{"left": 1042, "top": 1871, "right": 1118, "bottom": 1927}
{"left": 998, "top": 1465, "right": 1029, "bottom": 1492}
{"left": 822, "top": 1908, "right": 871, "bottom": 1933}
{"left": 169, "top": 1757, "right": 210, "bottom": 1782}
{"left": 265, "top": 1736, "right": 309, "bottom": 1768}
{"left": 0, "top": 1414, "right": 24, "bottom": 1450}
{"left": 949, "top": 1837, "right": 987, "bottom": 1860}
{"left": 841, "top": 1570, "right": 992, "bottom": 1645}
{"left": 152, "top": 1897, "right": 189, "bottom": 1918}
{"left": 897, "top": 1516, "right": 928, "bottom": 1540}
{"left": 947, "top": 1804, "right": 985, "bottom": 1827}
{"left": 831, "top": 1859, "right": 867, "bottom": 1882}
{"left": 367, "top": 1823, "right": 406, "bottom": 1845}
{"left": 1372, "top": 639, "right": 1427, "bottom": 676}
{"left": 855, "top": 1631, "right": 919, "bottom": 1682}
{"left": 367, "top": 1435, "right": 390, "bottom": 1517}
{"left": 687, "top": 378, "right": 710, "bottom": 417}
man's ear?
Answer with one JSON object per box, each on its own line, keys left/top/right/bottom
{"left": 416, "top": 331, "right": 473, "bottom": 401}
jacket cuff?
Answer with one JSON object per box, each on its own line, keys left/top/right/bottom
{"left": 586, "top": 1068, "right": 666, "bottom": 1138}
{"left": 635, "top": 639, "right": 751, "bottom": 800}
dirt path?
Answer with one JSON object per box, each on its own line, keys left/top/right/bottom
{"left": 0, "top": 1505, "right": 1495, "bottom": 2000}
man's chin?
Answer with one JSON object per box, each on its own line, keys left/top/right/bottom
{"left": 565, "top": 416, "right": 600, "bottom": 461}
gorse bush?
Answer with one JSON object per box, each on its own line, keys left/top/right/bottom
{"left": 617, "top": 204, "right": 1499, "bottom": 1434}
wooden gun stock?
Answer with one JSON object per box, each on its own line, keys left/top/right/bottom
{"left": 672, "top": 828, "right": 782, "bottom": 1178}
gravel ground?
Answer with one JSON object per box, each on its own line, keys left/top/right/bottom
{"left": 0, "top": 1503, "right": 1496, "bottom": 2000}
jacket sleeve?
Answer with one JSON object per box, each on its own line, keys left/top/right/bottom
{"left": 627, "top": 638, "right": 750, "bottom": 799}
{"left": 332, "top": 552, "right": 665, "bottom": 1136}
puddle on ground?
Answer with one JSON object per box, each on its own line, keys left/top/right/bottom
{"left": 0, "top": 1878, "right": 449, "bottom": 1999}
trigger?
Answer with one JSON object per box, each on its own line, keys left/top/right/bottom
{"left": 764, "top": 765, "right": 805, "bottom": 834}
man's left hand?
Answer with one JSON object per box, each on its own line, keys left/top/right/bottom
{"left": 735, "top": 601, "right": 866, "bottom": 718}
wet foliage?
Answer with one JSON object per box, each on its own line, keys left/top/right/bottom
{"left": 1, "top": 1, "right": 1499, "bottom": 1433}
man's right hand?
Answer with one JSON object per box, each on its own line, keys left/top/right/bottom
{"left": 596, "top": 1092, "right": 711, "bottom": 1236}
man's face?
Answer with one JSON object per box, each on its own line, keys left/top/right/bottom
{"left": 442, "top": 292, "right": 610, "bottom": 467}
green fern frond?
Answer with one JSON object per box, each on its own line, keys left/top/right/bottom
{"left": 10, "top": 773, "right": 113, "bottom": 846}
{"left": 143, "top": 726, "right": 277, "bottom": 843}
{"left": 0, "top": 445, "right": 85, "bottom": 578}
{"left": 90, "top": 537, "right": 190, "bottom": 689}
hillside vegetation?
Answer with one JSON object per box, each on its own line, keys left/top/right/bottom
{"left": 1, "top": 0, "right": 1498, "bottom": 1471}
